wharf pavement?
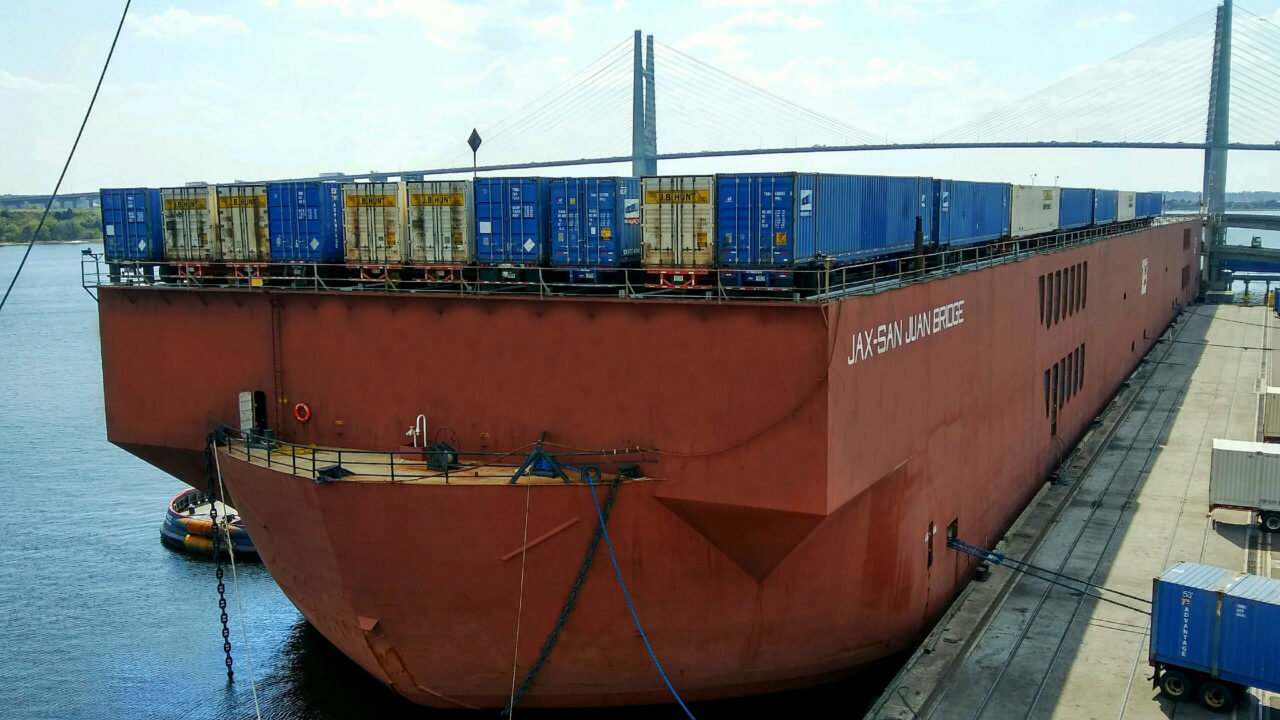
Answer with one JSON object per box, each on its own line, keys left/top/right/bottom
{"left": 867, "top": 304, "right": 1280, "bottom": 720}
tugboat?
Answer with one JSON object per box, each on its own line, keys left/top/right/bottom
{"left": 159, "top": 488, "right": 257, "bottom": 559}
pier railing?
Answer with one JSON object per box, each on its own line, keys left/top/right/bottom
{"left": 82, "top": 217, "right": 1193, "bottom": 305}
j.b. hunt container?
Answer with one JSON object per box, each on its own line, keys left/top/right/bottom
{"left": 1093, "top": 189, "right": 1119, "bottom": 225}
{"left": 474, "top": 177, "right": 550, "bottom": 272}
{"left": 161, "top": 185, "right": 220, "bottom": 262}
{"left": 1208, "top": 438, "right": 1280, "bottom": 529}
{"left": 933, "top": 180, "right": 1009, "bottom": 249}
{"left": 641, "top": 175, "right": 715, "bottom": 270}
{"left": 1058, "top": 187, "right": 1094, "bottom": 230}
{"left": 216, "top": 184, "right": 270, "bottom": 263}
{"left": 549, "top": 177, "right": 640, "bottom": 280}
{"left": 406, "top": 180, "right": 473, "bottom": 269}
{"left": 342, "top": 181, "right": 406, "bottom": 266}
{"left": 1010, "top": 185, "right": 1061, "bottom": 238}
{"left": 100, "top": 188, "right": 163, "bottom": 262}
{"left": 266, "top": 181, "right": 344, "bottom": 263}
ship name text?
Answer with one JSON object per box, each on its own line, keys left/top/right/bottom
{"left": 846, "top": 300, "right": 965, "bottom": 366}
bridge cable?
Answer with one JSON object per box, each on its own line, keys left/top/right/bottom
{"left": 0, "top": 0, "right": 130, "bottom": 314}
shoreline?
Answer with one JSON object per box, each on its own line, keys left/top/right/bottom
{"left": 0, "top": 240, "right": 100, "bottom": 247}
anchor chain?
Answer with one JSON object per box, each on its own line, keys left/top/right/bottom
{"left": 503, "top": 466, "right": 621, "bottom": 715}
{"left": 204, "top": 433, "right": 234, "bottom": 682}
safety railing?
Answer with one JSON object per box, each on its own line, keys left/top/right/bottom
{"left": 81, "top": 216, "right": 1195, "bottom": 305}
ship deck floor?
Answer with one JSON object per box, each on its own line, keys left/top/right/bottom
{"left": 868, "top": 304, "right": 1280, "bottom": 720}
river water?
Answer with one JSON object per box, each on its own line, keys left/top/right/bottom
{"left": 0, "top": 243, "right": 885, "bottom": 719}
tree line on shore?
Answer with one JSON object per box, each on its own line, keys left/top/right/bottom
{"left": 0, "top": 208, "right": 102, "bottom": 244}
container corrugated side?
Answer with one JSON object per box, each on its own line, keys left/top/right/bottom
{"left": 642, "top": 176, "right": 715, "bottom": 268}
{"left": 217, "top": 184, "right": 270, "bottom": 262}
{"left": 933, "top": 180, "right": 1009, "bottom": 248}
{"left": 474, "top": 177, "right": 550, "bottom": 266}
{"left": 100, "top": 188, "right": 163, "bottom": 261}
{"left": 1136, "top": 192, "right": 1164, "bottom": 219}
{"left": 715, "top": 173, "right": 797, "bottom": 268}
{"left": 1265, "top": 387, "right": 1280, "bottom": 440}
{"left": 1117, "top": 191, "right": 1137, "bottom": 221}
{"left": 406, "top": 180, "right": 473, "bottom": 264}
{"left": 550, "top": 177, "right": 640, "bottom": 267}
{"left": 808, "top": 174, "right": 934, "bottom": 263}
{"left": 266, "top": 181, "right": 344, "bottom": 262}
{"left": 1058, "top": 187, "right": 1094, "bottom": 230}
{"left": 161, "top": 185, "right": 220, "bottom": 261}
{"left": 342, "top": 182, "right": 406, "bottom": 265}
{"left": 1208, "top": 438, "right": 1280, "bottom": 512}
{"left": 1093, "top": 189, "right": 1118, "bottom": 225}
{"left": 1150, "top": 563, "right": 1236, "bottom": 674}
{"left": 1010, "top": 185, "right": 1060, "bottom": 238}
{"left": 1219, "top": 573, "right": 1280, "bottom": 692}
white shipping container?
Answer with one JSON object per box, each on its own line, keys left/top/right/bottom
{"left": 1117, "top": 191, "right": 1137, "bottom": 222}
{"left": 342, "top": 182, "right": 406, "bottom": 265}
{"left": 1265, "top": 387, "right": 1280, "bottom": 440}
{"left": 1009, "top": 185, "right": 1060, "bottom": 239}
{"left": 161, "top": 186, "right": 220, "bottom": 261}
{"left": 217, "top": 184, "right": 269, "bottom": 262}
{"left": 405, "top": 180, "right": 473, "bottom": 264}
{"left": 641, "top": 175, "right": 716, "bottom": 268}
{"left": 1209, "top": 438, "right": 1280, "bottom": 513}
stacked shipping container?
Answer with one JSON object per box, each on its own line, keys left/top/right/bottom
{"left": 933, "top": 180, "right": 1009, "bottom": 248}
{"left": 406, "top": 180, "right": 474, "bottom": 265}
{"left": 160, "top": 186, "right": 220, "bottom": 262}
{"left": 266, "top": 182, "right": 344, "bottom": 262}
{"left": 216, "top": 184, "right": 270, "bottom": 262}
{"left": 100, "top": 188, "right": 164, "bottom": 261}
{"left": 342, "top": 182, "right": 406, "bottom": 265}
{"left": 474, "top": 178, "right": 550, "bottom": 266}
{"left": 549, "top": 177, "right": 640, "bottom": 270}
{"left": 1058, "top": 187, "right": 1094, "bottom": 230}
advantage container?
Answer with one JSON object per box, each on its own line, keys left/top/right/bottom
{"left": 1209, "top": 438, "right": 1280, "bottom": 512}
{"left": 1136, "top": 192, "right": 1164, "bottom": 219}
{"left": 1058, "top": 187, "right": 1094, "bottom": 230}
{"left": 1151, "top": 563, "right": 1280, "bottom": 694}
{"left": 1117, "top": 191, "right": 1137, "bottom": 222}
{"left": 1010, "top": 185, "right": 1061, "bottom": 238}
{"left": 1265, "top": 387, "right": 1280, "bottom": 441}
{"left": 933, "top": 180, "right": 1009, "bottom": 249}
{"left": 641, "top": 175, "right": 716, "bottom": 268}
{"left": 549, "top": 177, "right": 640, "bottom": 267}
{"left": 100, "top": 188, "right": 163, "bottom": 261}
{"left": 342, "top": 182, "right": 406, "bottom": 265}
{"left": 715, "top": 173, "right": 800, "bottom": 268}
{"left": 216, "top": 184, "right": 270, "bottom": 262}
{"left": 161, "top": 185, "right": 220, "bottom": 261}
{"left": 406, "top": 180, "right": 473, "bottom": 265}
{"left": 474, "top": 177, "right": 550, "bottom": 266}
{"left": 1093, "top": 189, "right": 1118, "bottom": 225}
{"left": 266, "top": 181, "right": 344, "bottom": 262}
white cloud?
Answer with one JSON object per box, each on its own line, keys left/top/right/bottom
{"left": 613, "top": 0, "right": 630, "bottom": 11}
{"left": 1075, "top": 11, "right": 1136, "bottom": 30}
{"left": 303, "top": 29, "right": 374, "bottom": 43}
{"left": 130, "top": 8, "right": 249, "bottom": 38}
{"left": 864, "top": 0, "right": 996, "bottom": 19}
{"left": 293, "top": 0, "right": 592, "bottom": 50}
{"left": 0, "top": 69, "right": 78, "bottom": 93}
{"left": 701, "top": 0, "right": 832, "bottom": 6}
{"left": 676, "top": 9, "right": 823, "bottom": 64}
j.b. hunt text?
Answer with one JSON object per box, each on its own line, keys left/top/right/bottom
{"left": 846, "top": 300, "right": 965, "bottom": 366}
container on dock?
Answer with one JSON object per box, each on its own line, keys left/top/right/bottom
{"left": 1009, "top": 185, "right": 1061, "bottom": 238}
{"left": 932, "top": 180, "right": 1009, "bottom": 248}
{"left": 474, "top": 177, "right": 550, "bottom": 266}
{"left": 342, "top": 181, "right": 406, "bottom": 265}
{"left": 1136, "top": 192, "right": 1164, "bottom": 219}
{"left": 1058, "top": 187, "right": 1094, "bottom": 230}
{"left": 216, "top": 184, "right": 270, "bottom": 262}
{"left": 1117, "top": 191, "right": 1137, "bottom": 222}
{"left": 642, "top": 175, "right": 715, "bottom": 268}
{"left": 1151, "top": 563, "right": 1280, "bottom": 698}
{"left": 100, "top": 188, "right": 164, "bottom": 261}
{"left": 1209, "top": 438, "right": 1280, "bottom": 516}
{"left": 406, "top": 180, "right": 474, "bottom": 265}
{"left": 266, "top": 181, "right": 344, "bottom": 262}
{"left": 549, "top": 177, "right": 640, "bottom": 268}
{"left": 1093, "top": 189, "right": 1118, "bottom": 225}
{"left": 1264, "top": 388, "right": 1280, "bottom": 441}
{"left": 161, "top": 185, "right": 220, "bottom": 261}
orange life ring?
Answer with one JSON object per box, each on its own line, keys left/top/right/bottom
{"left": 293, "top": 402, "right": 312, "bottom": 423}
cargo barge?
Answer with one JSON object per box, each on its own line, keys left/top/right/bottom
{"left": 91, "top": 173, "right": 1195, "bottom": 708}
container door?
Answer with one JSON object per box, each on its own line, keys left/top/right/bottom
{"left": 407, "top": 180, "right": 468, "bottom": 264}
{"left": 218, "top": 185, "right": 269, "bottom": 261}
{"left": 589, "top": 178, "right": 618, "bottom": 267}
{"left": 933, "top": 180, "right": 951, "bottom": 248}
{"left": 642, "top": 176, "right": 714, "bottom": 268}
{"left": 343, "top": 183, "right": 402, "bottom": 264}
{"left": 163, "top": 187, "right": 218, "bottom": 261}
{"left": 475, "top": 180, "right": 503, "bottom": 264}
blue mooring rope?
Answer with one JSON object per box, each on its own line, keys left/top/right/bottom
{"left": 582, "top": 468, "right": 697, "bottom": 719}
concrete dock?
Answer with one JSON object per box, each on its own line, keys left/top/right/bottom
{"left": 867, "top": 304, "right": 1279, "bottom": 720}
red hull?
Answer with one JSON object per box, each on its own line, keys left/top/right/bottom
{"left": 98, "top": 221, "right": 1201, "bottom": 707}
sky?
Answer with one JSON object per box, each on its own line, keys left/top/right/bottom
{"left": 1, "top": 0, "right": 1278, "bottom": 195}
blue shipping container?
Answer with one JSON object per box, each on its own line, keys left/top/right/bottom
{"left": 1058, "top": 187, "right": 1094, "bottom": 230}
{"left": 267, "top": 182, "right": 345, "bottom": 262}
{"left": 933, "top": 180, "right": 1010, "bottom": 248}
{"left": 716, "top": 173, "right": 800, "bottom": 268}
{"left": 475, "top": 177, "right": 550, "bottom": 265}
{"left": 1136, "top": 192, "right": 1164, "bottom": 219}
{"left": 100, "top": 188, "right": 163, "bottom": 261}
{"left": 1151, "top": 563, "right": 1280, "bottom": 693}
{"left": 549, "top": 177, "right": 640, "bottom": 267}
{"left": 1093, "top": 189, "right": 1118, "bottom": 225}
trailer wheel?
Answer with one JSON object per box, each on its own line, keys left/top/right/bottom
{"left": 1197, "top": 679, "right": 1235, "bottom": 713}
{"left": 1262, "top": 512, "right": 1280, "bottom": 533}
{"left": 1159, "top": 667, "right": 1194, "bottom": 702}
